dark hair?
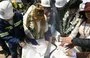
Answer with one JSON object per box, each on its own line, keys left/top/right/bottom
{"left": 69, "top": 0, "right": 82, "bottom": 9}
{"left": 79, "top": 11, "right": 87, "bottom": 21}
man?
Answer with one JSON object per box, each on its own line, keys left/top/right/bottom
{"left": 55, "top": 0, "right": 82, "bottom": 35}
{"left": 22, "top": 3, "right": 50, "bottom": 58}
{"left": 54, "top": 0, "right": 83, "bottom": 57}
{"left": 0, "top": 1, "right": 26, "bottom": 58}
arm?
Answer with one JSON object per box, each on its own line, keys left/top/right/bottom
{"left": 60, "top": 36, "right": 90, "bottom": 48}
{"left": 60, "top": 18, "right": 82, "bottom": 46}
{"left": 72, "top": 38, "right": 90, "bottom": 48}
{"left": 0, "top": 23, "right": 12, "bottom": 39}
{"left": 23, "top": 5, "right": 35, "bottom": 39}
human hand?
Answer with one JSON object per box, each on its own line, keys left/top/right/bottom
{"left": 60, "top": 37, "right": 72, "bottom": 47}
{"left": 66, "top": 44, "right": 75, "bottom": 49}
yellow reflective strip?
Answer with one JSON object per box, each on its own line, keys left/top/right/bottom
{"left": 5, "top": 26, "right": 13, "bottom": 30}
{"left": 0, "top": 32, "right": 9, "bottom": 37}
{"left": 14, "top": 20, "right": 21, "bottom": 27}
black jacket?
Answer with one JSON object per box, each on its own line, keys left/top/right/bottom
{"left": 72, "top": 38, "right": 90, "bottom": 48}
{"left": 0, "top": 12, "right": 25, "bottom": 42}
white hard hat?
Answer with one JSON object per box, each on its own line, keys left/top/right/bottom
{"left": 55, "top": 0, "right": 68, "bottom": 8}
{"left": 79, "top": 0, "right": 90, "bottom": 11}
{"left": 79, "top": 3, "right": 85, "bottom": 11}
{"left": 11, "top": 0, "right": 22, "bottom": 3}
{"left": 0, "top": 1, "right": 14, "bottom": 19}
{"left": 82, "top": 0, "right": 90, "bottom": 3}
{"left": 41, "top": 0, "right": 50, "bottom": 7}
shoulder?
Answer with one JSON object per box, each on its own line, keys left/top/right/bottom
{"left": 23, "top": 5, "right": 36, "bottom": 19}
{"left": 28, "top": 5, "right": 36, "bottom": 11}
{"left": 14, "top": 12, "right": 23, "bottom": 19}
{"left": 0, "top": 18, "right": 4, "bottom": 23}
{"left": 25, "top": 5, "right": 36, "bottom": 15}
{"left": 26, "top": 5, "right": 36, "bottom": 14}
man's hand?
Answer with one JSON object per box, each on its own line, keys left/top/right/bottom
{"left": 60, "top": 37, "right": 73, "bottom": 47}
{"left": 61, "top": 37, "right": 72, "bottom": 44}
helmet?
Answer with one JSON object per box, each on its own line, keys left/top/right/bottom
{"left": 79, "top": 3, "right": 85, "bottom": 11}
{"left": 0, "top": 1, "right": 14, "bottom": 19}
{"left": 79, "top": 0, "right": 90, "bottom": 11}
{"left": 12, "top": 0, "right": 22, "bottom": 3}
{"left": 79, "top": 2, "right": 90, "bottom": 12}
{"left": 55, "top": 0, "right": 68, "bottom": 8}
{"left": 41, "top": 0, "right": 50, "bottom": 7}
{"left": 82, "top": 0, "right": 90, "bottom": 3}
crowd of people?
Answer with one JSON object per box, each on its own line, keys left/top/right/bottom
{"left": 0, "top": 0, "right": 90, "bottom": 58}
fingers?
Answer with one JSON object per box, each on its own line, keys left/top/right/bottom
{"left": 60, "top": 42, "right": 65, "bottom": 46}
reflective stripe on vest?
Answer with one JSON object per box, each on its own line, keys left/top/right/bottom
{"left": 0, "top": 32, "right": 9, "bottom": 37}
{"left": 14, "top": 20, "right": 21, "bottom": 27}
{"left": 5, "top": 26, "right": 13, "bottom": 30}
